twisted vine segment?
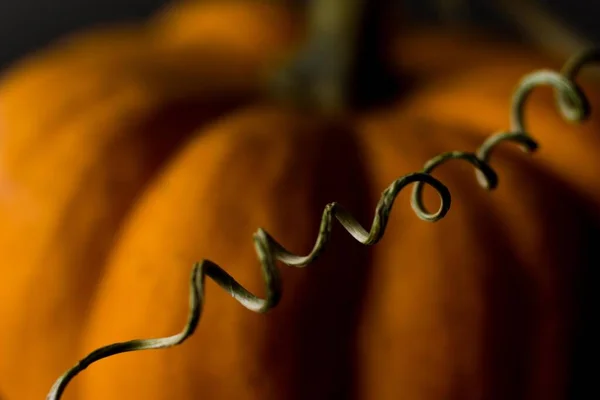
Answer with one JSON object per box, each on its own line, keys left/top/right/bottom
{"left": 411, "top": 50, "right": 599, "bottom": 217}
{"left": 46, "top": 172, "right": 450, "bottom": 400}
{"left": 47, "top": 48, "right": 599, "bottom": 400}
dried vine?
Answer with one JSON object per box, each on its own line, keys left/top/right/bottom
{"left": 47, "top": 48, "right": 600, "bottom": 400}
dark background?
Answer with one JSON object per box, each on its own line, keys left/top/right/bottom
{"left": 1, "top": 0, "right": 599, "bottom": 70}
{"left": 0, "top": 0, "right": 165, "bottom": 69}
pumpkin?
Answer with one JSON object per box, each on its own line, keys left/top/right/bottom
{"left": 0, "top": 1, "right": 598, "bottom": 399}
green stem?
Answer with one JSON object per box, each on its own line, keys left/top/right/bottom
{"left": 271, "top": 0, "right": 398, "bottom": 113}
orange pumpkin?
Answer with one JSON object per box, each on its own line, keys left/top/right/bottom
{"left": 0, "top": 1, "right": 598, "bottom": 400}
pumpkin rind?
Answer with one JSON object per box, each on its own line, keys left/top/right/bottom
{"left": 76, "top": 106, "right": 374, "bottom": 400}
{"left": 0, "top": 2, "right": 297, "bottom": 398}
{"left": 0, "top": 1, "right": 599, "bottom": 400}
{"left": 355, "top": 110, "right": 592, "bottom": 399}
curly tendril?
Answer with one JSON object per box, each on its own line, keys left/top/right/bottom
{"left": 47, "top": 48, "right": 599, "bottom": 400}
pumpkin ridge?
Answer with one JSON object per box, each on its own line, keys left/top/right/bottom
{"left": 0, "top": 88, "right": 251, "bottom": 400}
{"left": 68, "top": 106, "right": 371, "bottom": 399}
{"left": 354, "top": 107, "right": 593, "bottom": 399}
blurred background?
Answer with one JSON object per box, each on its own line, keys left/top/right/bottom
{"left": 0, "top": 0, "right": 599, "bottom": 71}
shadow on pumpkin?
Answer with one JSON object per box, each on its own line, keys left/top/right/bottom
{"left": 256, "top": 122, "right": 374, "bottom": 400}
{"left": 476, "top": 205, "right": 538, "bottom": 400}
{"left": 565, "top": 196, "right": 599, "bottom": 399}
{"left": 474, "top": 148, "right": 595, "bottom": 400}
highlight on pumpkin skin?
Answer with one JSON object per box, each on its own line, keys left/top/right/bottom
{"left": 46, "top": 48, "right": 599, "bottom": 400}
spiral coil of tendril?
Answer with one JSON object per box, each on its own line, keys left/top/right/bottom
{"left": 47, "top": 49, "right": 600, "bottom": 400}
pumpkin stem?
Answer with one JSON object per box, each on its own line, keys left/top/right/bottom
{"left": 269, "top": 0, "right": 400, "bottom": 114}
